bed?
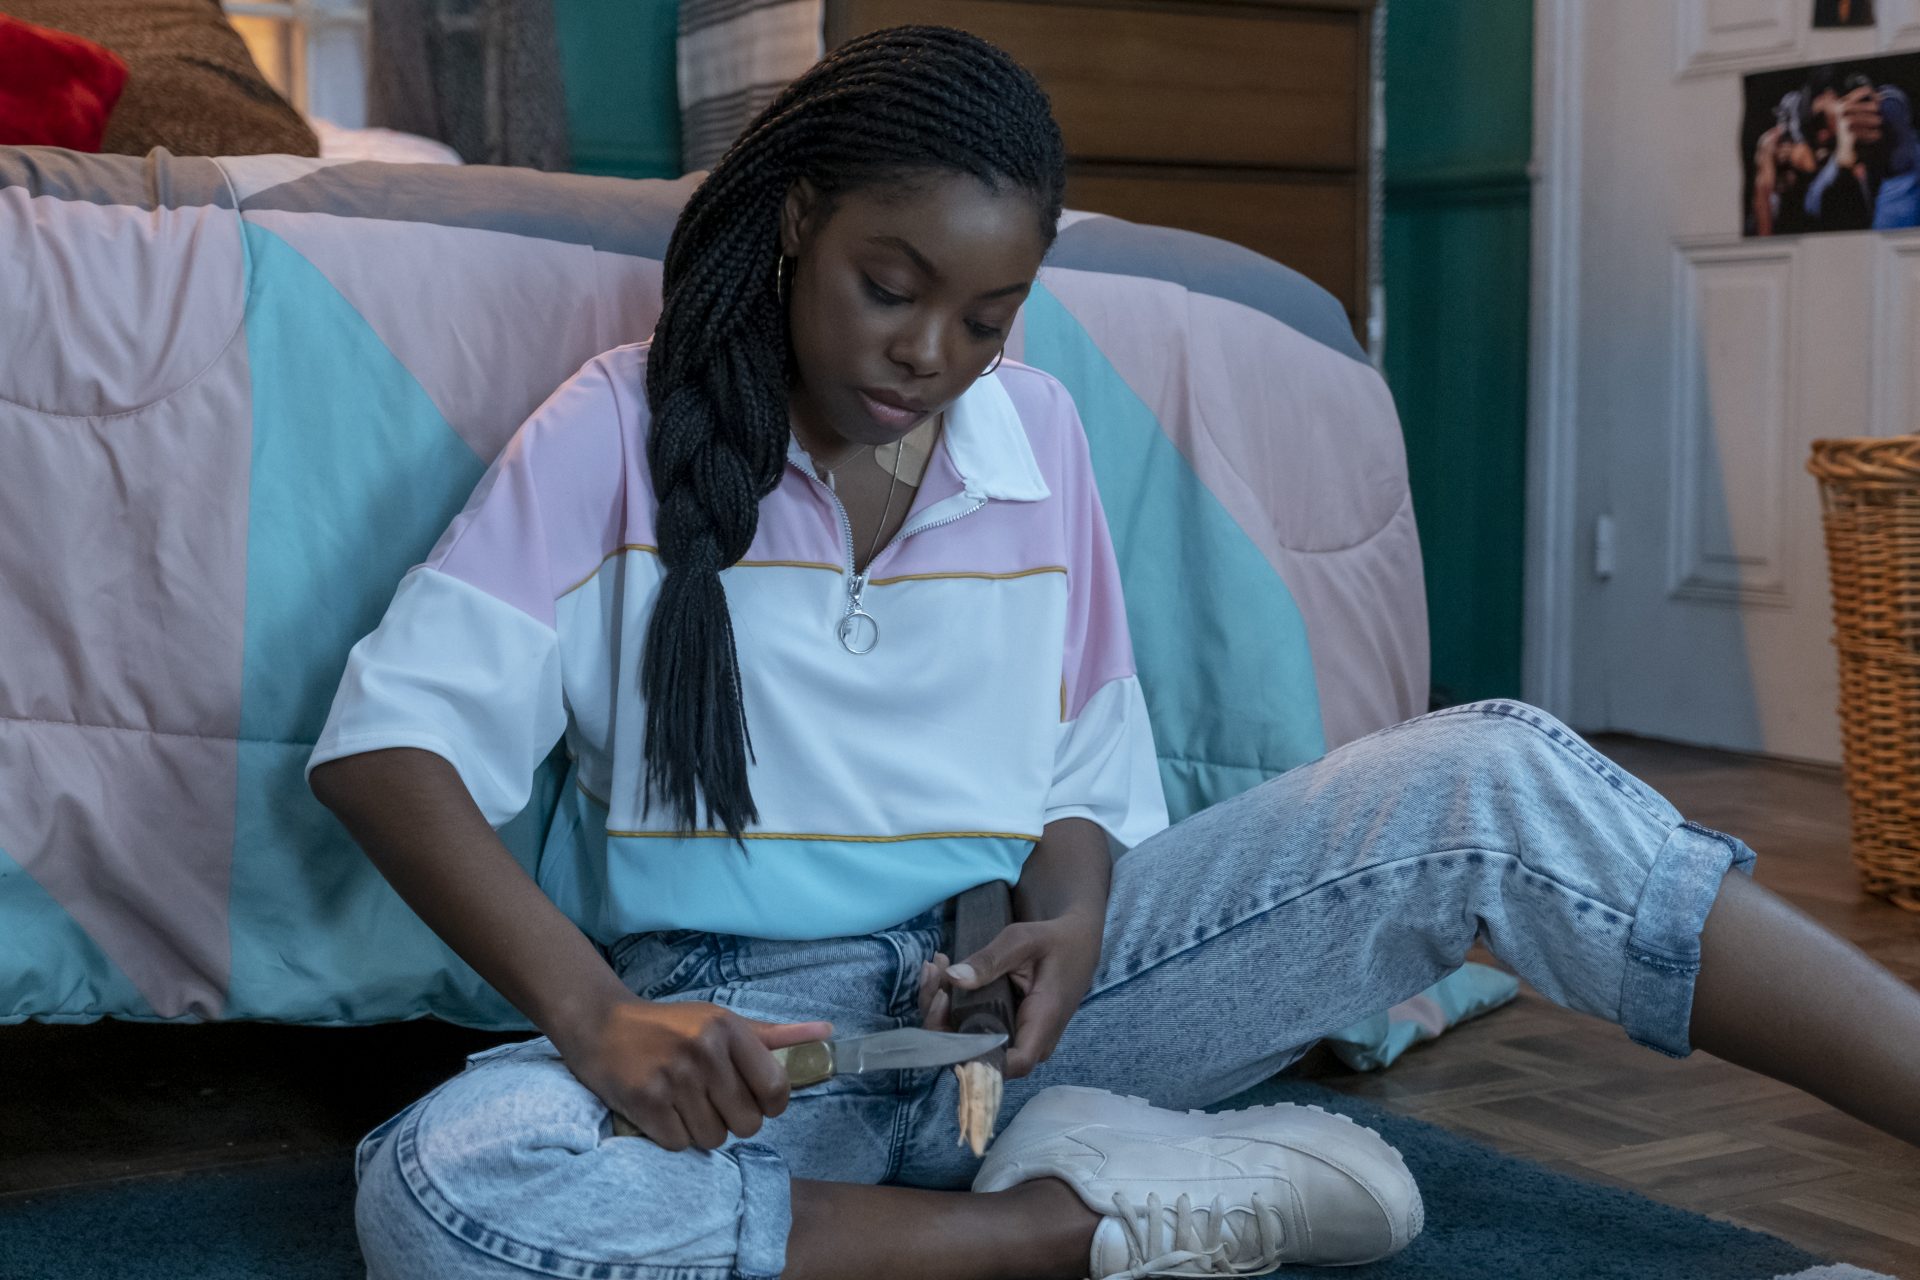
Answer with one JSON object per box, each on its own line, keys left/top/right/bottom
{"left": 0, "top": 145, "right": 1427, "bottom": 1029}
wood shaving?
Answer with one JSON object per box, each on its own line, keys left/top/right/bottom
{"left": 954, "top": 1059, "right": 1003, "bottom": 1156}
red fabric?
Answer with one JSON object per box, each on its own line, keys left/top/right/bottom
{"left": 0, "top": 16, "right": 130, "bottom": 151}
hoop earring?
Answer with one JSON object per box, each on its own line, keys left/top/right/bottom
{"left": 983, "top": 347, "right": 1004, "bottom": 376}
{"left": 774, "top": 253, "right": 791, "bottom": 307}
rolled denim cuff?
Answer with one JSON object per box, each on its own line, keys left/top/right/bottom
{"left": 730, "top": 1141, "right": 793, "bottom": 1279}
{"left": 1620, "top": 820, "right": 1758, "bottom": 1058}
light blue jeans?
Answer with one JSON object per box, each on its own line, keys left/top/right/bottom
{"left": 352, "top": 699, "right": 1757, "bottom": 1279}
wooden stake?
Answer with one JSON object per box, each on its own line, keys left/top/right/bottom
{"left": 946, "top": 880, "right": 1016, "bottom": 1156}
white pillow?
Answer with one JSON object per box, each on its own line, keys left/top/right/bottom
{"left": 310, "top": 117, "right": 464, "bottom": 165}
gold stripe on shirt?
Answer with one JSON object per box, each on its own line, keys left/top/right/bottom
{"left": 868, "top": 565, "right": 1066, "bottom": 587}
{"left": 560, "top": 545, "right": 852, "bottom": 598}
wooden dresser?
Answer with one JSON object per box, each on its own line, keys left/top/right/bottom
{"left": 824, "top": 0, "right": 1378, "bottom": 335}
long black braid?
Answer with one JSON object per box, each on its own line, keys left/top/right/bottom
{"left": 640, "top": 25, "right": 1068, "bottom": 840}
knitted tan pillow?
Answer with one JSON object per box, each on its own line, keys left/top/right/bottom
{"left": 0, "top": 0, "right": 319, "bottom": 157}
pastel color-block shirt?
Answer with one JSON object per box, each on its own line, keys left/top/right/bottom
{"left": 307, "top": 341, "right": 1168, "bottom": 944}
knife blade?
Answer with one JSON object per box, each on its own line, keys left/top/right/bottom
{"left": 774, "top": 1027, "right": 1007, "bottom": 1086}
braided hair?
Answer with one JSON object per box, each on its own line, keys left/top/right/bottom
{"left": 641, "top": 25, "right": 1068, "bottom": 840}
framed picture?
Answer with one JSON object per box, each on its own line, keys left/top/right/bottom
{"left": 1812, "top": 0, "right": 1876, "bottom": 27}
{"left": 1742, "top": 52, "right": 1920, "bottom": 235}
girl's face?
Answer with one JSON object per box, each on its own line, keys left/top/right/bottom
{"left": 778, "top": 170, "right": 1048, "bottom": 455}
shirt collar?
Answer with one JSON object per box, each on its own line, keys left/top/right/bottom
{"left": 942, "top": 369, "right": 1051, "bottom": 502}
{"left": 783, "top": 371, "right": 1051, "bottom": 503}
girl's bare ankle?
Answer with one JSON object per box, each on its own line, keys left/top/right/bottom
{"left": 1001, "top": 1175, "right": 1100, "bottom": 1278}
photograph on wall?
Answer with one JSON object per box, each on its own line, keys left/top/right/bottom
{"left": 1743, "top": 52, "right": 1920, "bottom": 235}
{"left": 1813, "top": 0, "right": 1876, "bottom": 26}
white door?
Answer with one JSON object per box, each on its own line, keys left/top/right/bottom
{"left": 1544, "top": 0, "right": 1920, "bottom": 765}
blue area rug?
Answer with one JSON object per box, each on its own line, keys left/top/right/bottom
{"left": 0, "top": 1080, "right": 1846, "bottom": 1279}
{"left": 0, "top": 1155, "right": 363, "bottom": 1280}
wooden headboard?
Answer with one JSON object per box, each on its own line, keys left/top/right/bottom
{"left": 824, "top": 0, "right": 1379, "bottom": 336}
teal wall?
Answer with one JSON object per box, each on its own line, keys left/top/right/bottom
{"left": 1382, "top": 2, "right": 1533, "bottom": 707}
{"left": 555, "top": 0, "right": 683, "bottom": 179}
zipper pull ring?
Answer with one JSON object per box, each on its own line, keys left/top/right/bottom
{"left": 838, "top": 572, "right": 879, "bottom": 655}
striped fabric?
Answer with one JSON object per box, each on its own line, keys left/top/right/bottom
{"left": 307, "top": 343, "right": 1169, "bottom": 943}
{"left": 677, "top": 0, "right": 823, "bottom": 172}
{"left": 0, "top": 147, "right": 1426, "bottom": 1027}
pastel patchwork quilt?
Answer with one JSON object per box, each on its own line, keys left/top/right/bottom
{"left": 0, "top": 147, "right": 1427, "bottom": 1026}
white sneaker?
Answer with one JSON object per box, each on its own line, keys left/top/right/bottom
{"left": 972, "top": 1085, "right": 1422, "bottom": 1278}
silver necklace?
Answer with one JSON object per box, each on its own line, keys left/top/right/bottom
{"left": 821, "top": 447, "right": 901, "bottom": 566}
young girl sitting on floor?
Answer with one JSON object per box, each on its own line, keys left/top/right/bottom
{"left": 310, "top": 26, "right": 1920, "bottom": 1280}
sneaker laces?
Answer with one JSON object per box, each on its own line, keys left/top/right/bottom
{"left": 1097, "top": 1190, "right": 1284, "bottom": 1279}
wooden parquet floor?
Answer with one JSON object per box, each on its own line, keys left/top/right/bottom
{"left": 1297, "top": 732, "right": 1920, "bottom": 1276}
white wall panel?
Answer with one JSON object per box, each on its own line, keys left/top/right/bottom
{"left": 1871, "top": 234, "right": 1920, "bottom": 437}
{"left": 1678, "top": 0, "right": 1800, "bottom": 76}
{"left": 1667, "top": 242, "right": 1796, "bottom": 608}
{"left": 1879, "top": 0, "right": 1920, "bottom": 47}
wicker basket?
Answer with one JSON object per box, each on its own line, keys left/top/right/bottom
{"left": 1806, "top": 435, "right": 1920, "bottom": 912}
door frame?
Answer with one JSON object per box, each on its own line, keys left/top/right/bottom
{"left": 1523, "top": 0, "right": 1586, "bottom": 723}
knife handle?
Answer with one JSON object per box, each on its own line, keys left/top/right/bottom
{"left": 772, "top": 1039, "right": 835, "bottom": 1087}
{"left": 608, "top": 1039, "right": 837, "bottom": 1140}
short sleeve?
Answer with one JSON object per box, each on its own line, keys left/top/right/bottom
{"left": 1043, "top": 392, "right": 1170, "bottom": 854}
{"left": 305, "top": 355, "right": 629, "bottom": 826}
